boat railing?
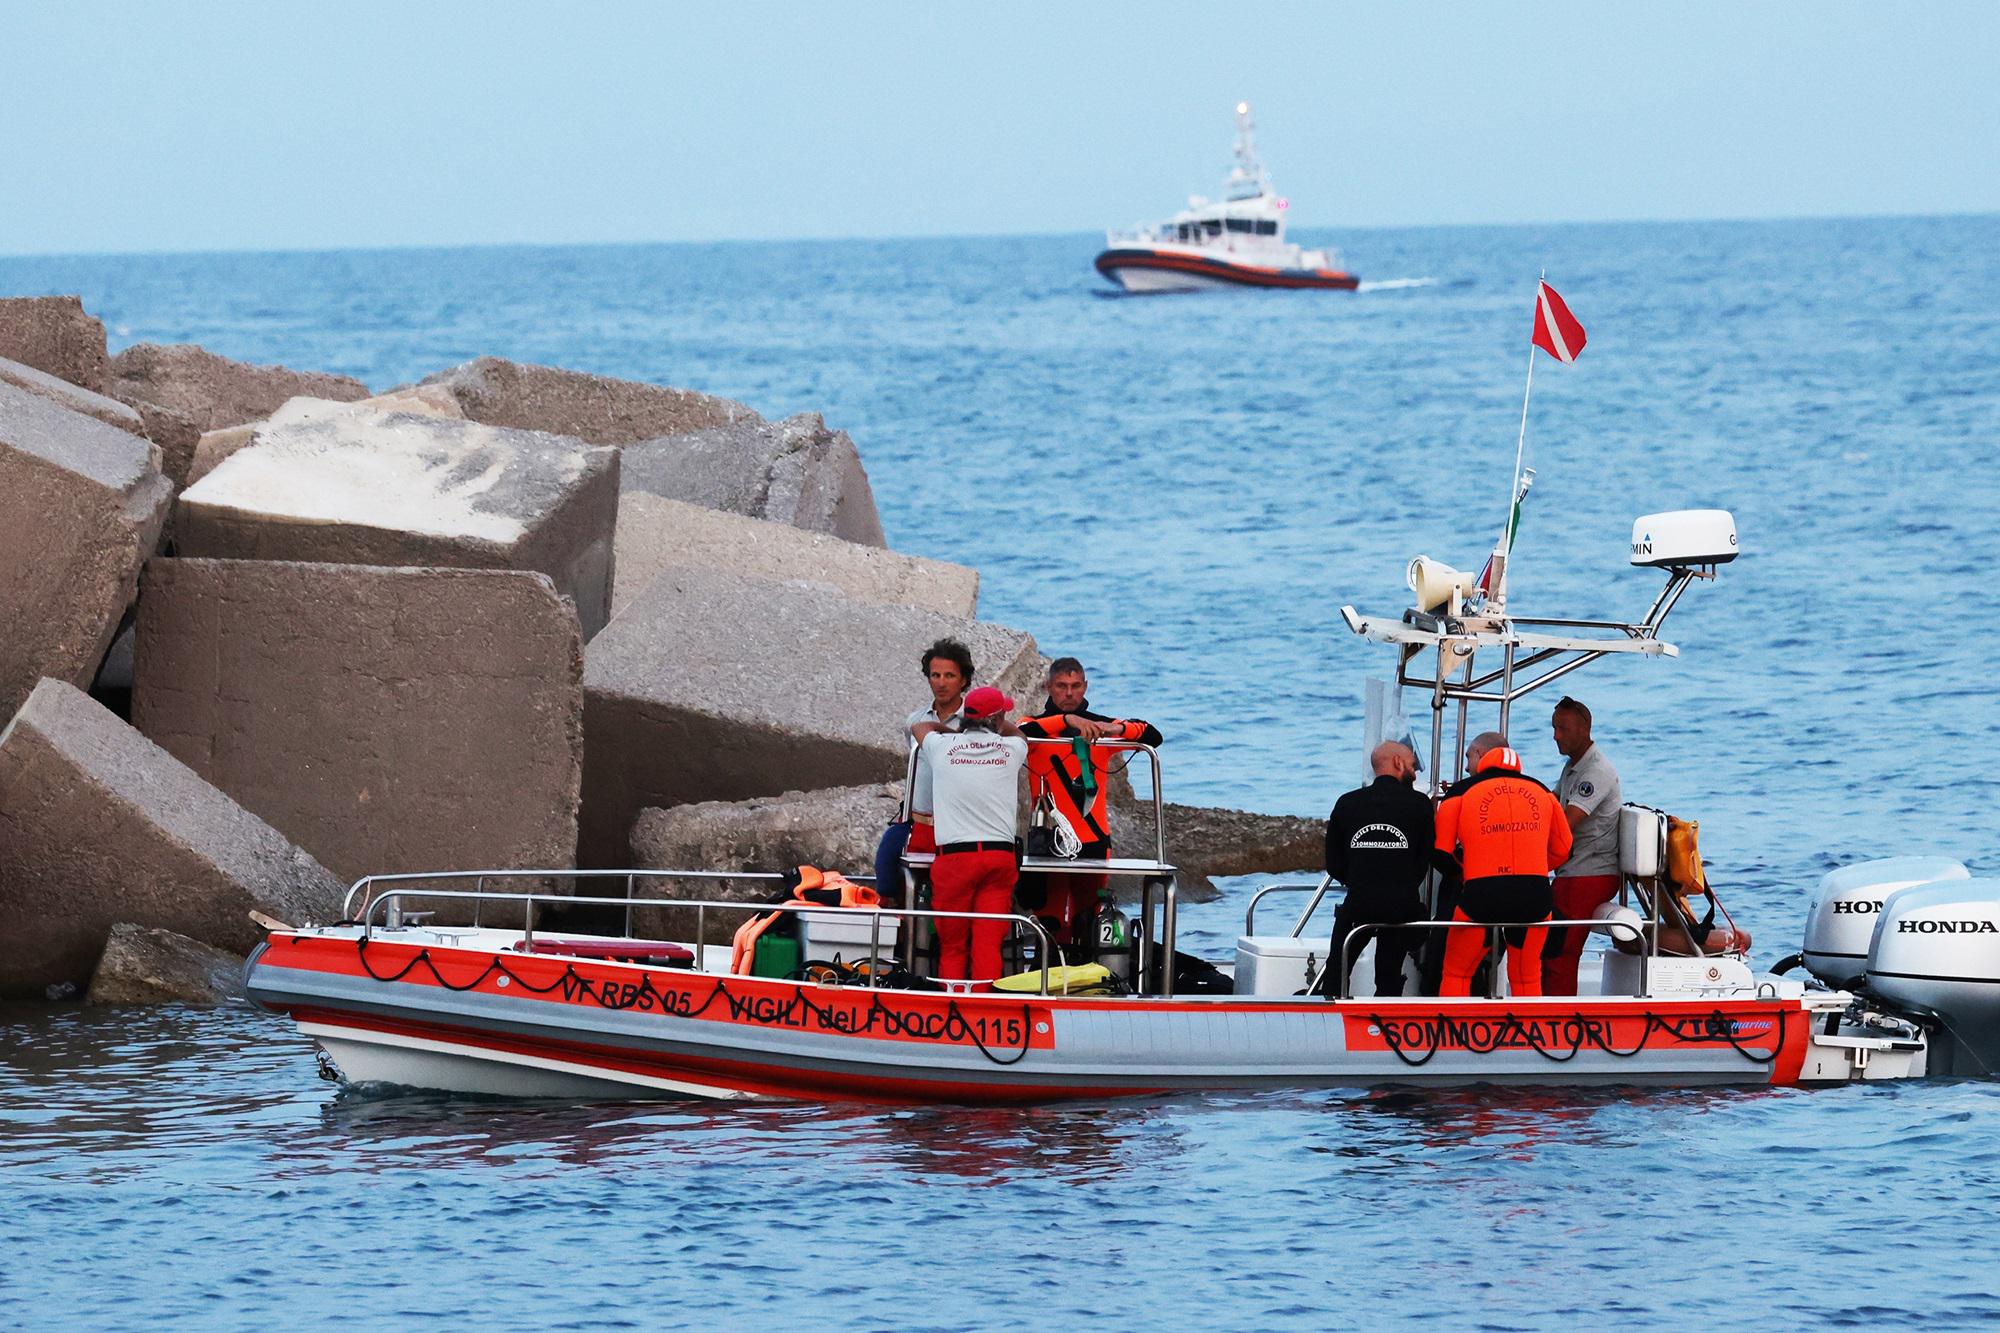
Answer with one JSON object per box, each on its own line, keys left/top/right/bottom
{"left": 1243, "top": 876, "right": 1338, "bottom": 937}
{"left": 346, "top": 870, "right": 1065, "bottom": 995}
{"left": 908, "top": 736, "right": 1167, "bottom": 865}
{"left": 1334, "top": 917, "right": 1660, "bottom": 1001}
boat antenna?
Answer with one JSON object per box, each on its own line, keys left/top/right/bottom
{"left": 1228, "top": 101, "right": 1269, "bottom": 201}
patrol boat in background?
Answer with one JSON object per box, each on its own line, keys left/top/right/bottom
{"left": 1093, "top": 102, "right": 1360, "bottom": 293}
{"left": 245, "top": 507, "right": 2000, "bottom": 1102}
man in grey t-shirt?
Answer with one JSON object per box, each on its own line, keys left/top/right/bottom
{"left": 1543, "top": 696, "right": 1624, "bottom": 995}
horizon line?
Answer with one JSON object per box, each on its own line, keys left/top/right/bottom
{"left": 2, "top": 206, "right": 1993, "bottom": 266}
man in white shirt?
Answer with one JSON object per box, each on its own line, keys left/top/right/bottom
{"left": 1543, "top": 696, "right": 1624, "bottom": 995}
{"left": 874, "top": 639, "right": 973, "bottom": 900}
{"left": 914, "top": 685, "right": 1027, "bottom": 984}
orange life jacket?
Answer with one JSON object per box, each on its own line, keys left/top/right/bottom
{"left": 729, "top": 866, "right": 881, "bottom": 975}
{"left": 1435, "top": 748, "right": 1574, "bottom": 880}
{"left": 1020, "top": 714, "right": 1153, "bottom": 845}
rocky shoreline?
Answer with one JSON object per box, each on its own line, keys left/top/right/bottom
{"left": 0, "top": 294, "right": 1321, "bottom": 1004}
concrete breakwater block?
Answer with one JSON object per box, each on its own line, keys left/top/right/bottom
{"left": 133, "top": 560, "right": 585, "bottom": 892}
{"left": 87, "top": 923, "right": 246, "bottom": 1005}
{"left": 626, "top": 782, "right": 904, "bottom": 943}
{"left": 188, "top": 384, "right": 464, "bottom": 485}
{"left": 580, "top": 566, "right": 1040, "bottom": 864}
{"left": 613, "top": 492, "right": 978, "bottom": 622}
{"left": 0, "top": 383, "right": 173, "bottom": 721}
{"left": 0, "top": 679, "right": 343, "bottom": 998}
{"left": 0, "top": 295, "right": 108, "bottom": 393}
{"left": 416, "top": 356, "right": 759, "bottom": 445}
{"left": 623, "top": 412, "right": 887, "bottom": 548}
{"left": 174, "top": 409, "right": 621, "bottom": 638}
{"left": 0, "top": 355, "right": 147, "bottom": 434}
{"left": 106, "top": 342, "right": 370, "bottom": 488}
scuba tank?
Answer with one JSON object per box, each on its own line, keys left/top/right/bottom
{"left": 1094, "top": 904, "right": 1134, "bottom": 982}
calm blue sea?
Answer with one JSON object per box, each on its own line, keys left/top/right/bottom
{"left": 3, "top": 216, "right": 1998, "bottom": 1327}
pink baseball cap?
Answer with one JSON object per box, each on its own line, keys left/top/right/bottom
{"left": 962, "top": 686, "right": 1014, "bottom": 719}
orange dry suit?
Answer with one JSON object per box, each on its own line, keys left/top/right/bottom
{"left": 729, "top": 866, "right": 880, "bottom": 976}
{"left": 1018, "top": 703, "right": 1163, "bottom": 945}
{"left": 1432, "top": 747, "right": 1573, "bottom": 997}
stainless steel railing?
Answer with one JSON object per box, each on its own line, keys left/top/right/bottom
{"left": 1333, "top": 916, "right": 1656, "bottom": 1000}
{"left": 346, "top": 870, "right": 1061, "bottom": 994}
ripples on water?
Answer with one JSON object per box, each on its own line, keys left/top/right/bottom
{"left": 6, "top": 997, "right": 2000, "bottom": 1327}
{"left": 1, "top": 218, "right": 1997, "bottom": 1325}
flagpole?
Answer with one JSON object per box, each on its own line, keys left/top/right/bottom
{"left": 1497, "top": 272, "right": 1546, "bottom": 609}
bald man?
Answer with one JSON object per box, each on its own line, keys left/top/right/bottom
{"left": 1322, "top": 741, "right": 1434, "bottom": 998}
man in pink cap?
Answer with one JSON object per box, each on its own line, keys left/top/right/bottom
{"left": 913, "top": 685, "right": 1027, "bottom": 984}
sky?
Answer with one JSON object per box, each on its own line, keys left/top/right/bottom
{"left": 3, "top": 1, "right": 1997, "bottom": 257}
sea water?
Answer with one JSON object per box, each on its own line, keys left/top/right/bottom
{"left": 2, "top": 216, "right": 1997, "bottom": 1326}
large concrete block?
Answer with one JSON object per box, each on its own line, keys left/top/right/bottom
{"left": 0, "top": 383, "right": 173, "bottom": 720}
{"left": 105, "top": 342, "right": 370, "bottom": 488}
{"left": 0, "top": 355, "right": 147, "bottom": 434}
{"left": 188, "top": 385, "right": 464, "bottom": 486}
{"left": 174, "top": 409, "right": 620, "bottom": 637}
{"left": 623, "top": 412, "right": 887, "bottom": 548}
{"left": 87, "top": 923, "right": 246, "bottom": 1005}
{"left": 0, "top": 296, "right": 107, "bottom": 392}
{"left": 627, "top": 782, "right": 902, "bottom": 942}
{"left": 416, "top": 356, "right": 758, "bottom": 445}
{"left": 581, "top": 566, "right": 1040, "bottom": 864}
{"left": 132, "top": 560, "right": 585, "bottom": 888}
{"left": 613, "top": 492, "right": 977, "bottom": 622}
{"left": 0, "top": 679, "right": 343, "bottom": 998}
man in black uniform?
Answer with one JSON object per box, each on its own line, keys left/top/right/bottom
{"left": 1323, "top": 741, "right": 1434, "bottom": 998}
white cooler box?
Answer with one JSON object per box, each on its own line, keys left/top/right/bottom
{"left": 1233, "top": 935, "right": 1331, "bottom": 997}
{"left": 798, "top": 909, "right": 900, "bottom": 963}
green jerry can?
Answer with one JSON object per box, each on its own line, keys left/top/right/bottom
{"left": 751, "top": 928, "right": 801, "bottom": 980}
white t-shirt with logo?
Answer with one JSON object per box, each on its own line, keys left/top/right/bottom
{"left": 920, "top": 730, "right": 1027, "bottom": 846}
{"left": 1557, "top": 742, "right": 1623, "bottom": 877}
{"left": 904, "top": 703, "right": 963, "bottom": 820}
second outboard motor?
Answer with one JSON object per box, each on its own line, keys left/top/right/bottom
{"left": 1867, "top": 877, "right": 2000, "bottom": 1075}
{"left": 1802, "top": 856, "right": 1969, "bottom": 987}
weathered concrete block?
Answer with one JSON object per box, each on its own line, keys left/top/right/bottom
{"left": 188, "top": 385, "right": 464, "bottom": 486}
{"left": 416, "top": 356, "right": 758, "bottom": 445}
{"left": 627, "top": 782, "right": 902, "bottom": 942}
{"left": 175, "top": 410, "right": 620, "bottom": 638}
{"left": 133, "top": 560, "right": 585, "bottom": 890}
{"left": 623, "top": 412, "right": 886, "bottom": 548}
{"left": 581, "top": 567, "right": 1040, "bottom": 864}
{"left": 87, "top": 923, "right": 245, "bottom": 1005}
{"left": 105, "top": 342, "right": 369, "bottom": 488}
{"left": 0, "top": 296, "right": 107, "bottom": 393}
{"left": 0, "top": 679, "right": 343, "bottom": 998}
{"left": 613, "top": 492, "right": 977, "bottom": 622}
{"left": 0, "top": 355, "right": 147, "bottom": 434}
{"left": 0, "top": 383, "right": 173, "bottom": 721}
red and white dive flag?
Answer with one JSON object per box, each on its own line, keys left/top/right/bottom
{"left": 1531, "top": 281, "right": 1586, "bottom": 363}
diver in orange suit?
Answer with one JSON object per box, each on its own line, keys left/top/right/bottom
{"left": 1432, "top": 744, "right": 1573, "bottom": 997}
{"left": 1016, "top": 658, "right": 1162, "bottom": 948}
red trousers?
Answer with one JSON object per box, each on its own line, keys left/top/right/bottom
{"left": 930, "top": 849, "right": 1018, "bottom": 984}
{"left": 1542, "top": 874, "right": 1621, "bottom": 996}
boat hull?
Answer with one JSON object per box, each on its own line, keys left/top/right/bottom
{"left": 250, "top": 931, "right": 1821, "bottom": 1104}
{"left": 1094, "top": 247, "right": 1360, "bottom": 292}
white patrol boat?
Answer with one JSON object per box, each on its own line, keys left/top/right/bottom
{"left": 245, "top": 508, "right": 2000, "bottom": 1103}
{"left": 1094, "top": 102, "right": 1359, "bottom": 293}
